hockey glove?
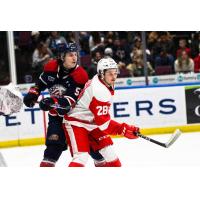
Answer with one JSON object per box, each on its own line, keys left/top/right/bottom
{"left": 119, "top": 123, "right": 139, "bottom": 139}
{"left": 53, "top": 97, "right": 71, "bottom": 116}
{"left": 39, "top": 97, "right": 55, "bottom": 111}
{"left": 23, "top": 86, "right": 40, "bottom": 107}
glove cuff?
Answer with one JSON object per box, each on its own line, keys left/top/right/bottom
{"left": 29, "top": 86, "right": 40, "bottom": 96}
{"left": 117, "top": 123, "right": 126, "bottom": 136}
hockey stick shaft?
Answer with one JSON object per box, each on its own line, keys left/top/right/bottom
{"left": 136, "top": 132, "right": 167, "bottom": 148}
{"left": 36, "top": 101, "right": 70, "bottom": 110}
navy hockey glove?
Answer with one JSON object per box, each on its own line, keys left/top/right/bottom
{"left": 54, "top": 97, "right": 71, "bottom": 116}
{"left": 23, "top": 86, "right": 40, "bottom": 107}
{"left": 39, "top": 97, "right": 55, "bottom": 111}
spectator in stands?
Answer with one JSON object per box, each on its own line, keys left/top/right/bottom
{"left": 147, "top": 31, "right": 159, "bottom": 52}
{"left": 65, "top": 31, "right": 75, "bottom": 43}
{"left": 176, "top": 39, "right": 191, "bottom": 58}
{"left": 194, "top": 53, "right": 200, "bottom": 73}
{"left": 113, "top": 38, "right": 131, "bottom": 78}
{"left": 112, "top": 38, "right": 131, "bottom": 65}
{"left": 174, "top": 50, "right": 194, "bottom": 73}
{"left": 154, "top": 48, "right": 174, "bottom": 68}
{"left": 89, "top": 32, "right": 105, "bottom": 54}
{"left": 131, "top": 38, "right": 143, "bottom": 58}
{"left": 118, "top": 61, "right": 132, "bottom": 78}
{"left": 79, "top": 32, "right": 90, "bottom": 56}
{"left": 31, "top": 31, "right": 41, "bottom": 51}
{"left": 104, "top": 47, "right": 131, "bottom": 77}
{"left": 104, "top": 47, "right": 113, "bottom": 58}
{"left": 131, "top": 37, "right": 153, "bottom": 67}
{"left": 152, "top": 32, "right": 175, "bottom": 67}
{"left": 89, "top": 51, "right": 103, "bottom": 78}
{"left": 127, "top": 54, "right": 154, "bottom": 77}
{"left": 32, "top": 42, "right": 53, "bottom": 75}
{"left": 152, "top": 32, "right": 170, "bottom": 53}
{"left": 191, "top": 32, "right": 200, "bottom": 58}
{"left": 46, "top": 31, "right": 67, "bottom": 56}
{"left": 104, "top": 31, "right": 116, "bottom": 49}
{"left": 91, "top": 51, "right": 103, "bottom": 65}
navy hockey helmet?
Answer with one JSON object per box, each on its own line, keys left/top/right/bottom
{"left": 56, "top": 42, "right": 78, "bottom": 55}
{"left": 56, "top": 42, "right": 79, "bottom": 63}
{"left": 64, "top": 43, "right": 78, "bottom": 54}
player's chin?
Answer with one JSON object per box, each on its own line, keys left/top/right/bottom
{"left": 109, "top": 81, "right": 115, "bottom": 86}
{"left": 72, "top": 62, "right": 77, "bottom": 67}
{"left": 69, "top": 63, "right": 76, "bottom": 68}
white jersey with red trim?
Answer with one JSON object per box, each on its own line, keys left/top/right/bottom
{"left": 64, "top": 74, "right": 120, "bottom": 133}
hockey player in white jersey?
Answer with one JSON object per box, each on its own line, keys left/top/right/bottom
{"left": 63, "top": 57, "right": 140, "bottom": 167}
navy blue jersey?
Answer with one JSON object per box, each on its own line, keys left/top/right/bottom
{"left": 35, "top": 59, "right": 88, "bottom": 116}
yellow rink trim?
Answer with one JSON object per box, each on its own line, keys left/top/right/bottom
{"left": 0, "top": 124, "right": 200, "bottom": 148}
{"left": 0, "top": 137, "right": 45, "bottom": 148}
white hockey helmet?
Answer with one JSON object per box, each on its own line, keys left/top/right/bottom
{"left": 97, "top": 57, "right": 118, "bottom": 75}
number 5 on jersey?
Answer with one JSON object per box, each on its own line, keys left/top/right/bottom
{"left": 74, "top": 87, "right": 81, "bottom": 96}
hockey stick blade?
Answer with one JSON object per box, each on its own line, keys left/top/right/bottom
{"left": 137, "top": 129, "right": 181, "bottom": 148}
{"left": 0, "top": 152, "right": 7, "bottom": 167}
{"left": 164, "top": 129, "right": 181, "bottom": 148}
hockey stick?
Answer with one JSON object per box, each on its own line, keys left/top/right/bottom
{"left": 0, "top": 152, "right": 7, "bottom": 167}
{"left": 50, "top": 103, "right": 71, "bottom": 110}
{"left": 36, "top": 101, "right": 71, "bottom": 110}
{"left": 136, "top": 129, "right": 181, "bottom": 148}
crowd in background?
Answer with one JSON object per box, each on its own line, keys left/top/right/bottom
{"left": 0, "top": 31, "right": 200, "bottom": 85}
{"left": 78, "top": 31, "right": 200, "bottom": 78}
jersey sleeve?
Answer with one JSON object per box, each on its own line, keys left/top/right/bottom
{"left": 34, "top": 73, "right": 47, "bottom": 92}
{"left": 37, "top": 59, "right": 58, "bottom": 89}
{"left": 29, "top": 72, "right": 48, "bottom": 95}
{"left": 89, "top": 96, "right": 121, "bottom": 135}
{"left": 36, "top": 59, "right": 59, "bottom": 91}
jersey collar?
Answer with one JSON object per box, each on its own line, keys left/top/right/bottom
{"left": 98, "top": 76, "right": 114, "bottom": 95}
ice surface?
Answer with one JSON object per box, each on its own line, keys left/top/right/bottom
{"left": 1, "top": 131, "right": 200, "bottom": 167}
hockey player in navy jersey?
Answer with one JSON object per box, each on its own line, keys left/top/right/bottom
{"left": 23, "top": 43, "right": 105, "bottom": 167}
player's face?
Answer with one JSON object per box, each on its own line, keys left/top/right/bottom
{"left": 104, "top": 69, "right": 118, "bottom": 86}
{"left": 63, "top": 52, "right": 78, "bottom": 69}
